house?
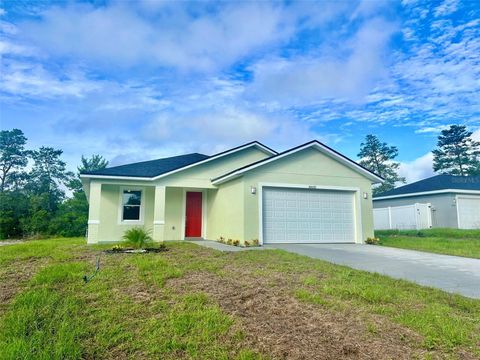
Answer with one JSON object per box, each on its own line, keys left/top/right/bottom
{"left": 80, "top": 140, "right": 383, "bottom": 245}
{"left": 373, "top": 175, "right": 480, "bottom": 229}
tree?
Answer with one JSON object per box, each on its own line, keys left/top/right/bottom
{"left": 432, "top": 125, "right": 480, "bottom": 176}
{"left": 51, "top": 154, "right": 108, "bottom": 237}
{"left": 21, "top": 147, "right": 74, "bottom": 235}
{"left": 0, "top": 191, "right": 29, "bottom": 238}
{"left": 0, "top": 129, "right": 29, "bottom": 192}
{"left": 69, "top": 154, "right": 108, "bottom": 192}
{"left": 49, "top": 191, "right": 90, "bottom": 237}
{"left": 358, "top": 134, "right": 406, "bottom": 195}
{"left": 27, "top": 147, "right": 73, "bottom": 206}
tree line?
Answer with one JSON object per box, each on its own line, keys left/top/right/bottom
{"left": 1, "top": 125, "right": 479, "bottom": 239}
{"left": 0, "top": 129, "right": 107, "bottom": 239}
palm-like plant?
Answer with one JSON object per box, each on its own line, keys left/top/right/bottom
{"left": 122, "top": 227, "right": 153, "bottom": 249}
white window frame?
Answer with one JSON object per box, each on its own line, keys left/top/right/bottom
{"left": 118, "top": 186, "right": 145, "bottom": 225}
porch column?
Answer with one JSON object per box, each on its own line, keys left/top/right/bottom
{"left": 153, "top": 185, "right": 166, "bottom": 242}
{"left": 87, "top": 181, "right": 102, "bottom": 244}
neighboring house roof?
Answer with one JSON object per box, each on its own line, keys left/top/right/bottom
{"left": 80, "top": 141, "right": 277, "bottom": 180}
{"left": 211, "top": 140, "right": 384, "bottom": 185}
{"left": 374, "top": 174, "right": 480, "bottom": 200}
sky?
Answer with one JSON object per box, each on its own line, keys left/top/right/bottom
{"left": 1, "top": 0, "right": 479, "bottom": 183}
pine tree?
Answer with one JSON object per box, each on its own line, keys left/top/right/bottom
{"left": 358, "top": 135, "right": 406, "bottom": 195}
{"left": 432, "top": 125, "right": 480, "bottom": 176}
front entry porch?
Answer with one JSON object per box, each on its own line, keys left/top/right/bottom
{"left": 86, "top": 183, "right": 212, "bottom": 244}
{"left": 152, "top": 186, "right": 209, "bottom": 242}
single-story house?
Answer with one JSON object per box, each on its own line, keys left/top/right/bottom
{"left": 373, "top": 175, "right": 480, "bottom": 229}
{"left": 81, "top": 140, "right": 383, "bottom": 245}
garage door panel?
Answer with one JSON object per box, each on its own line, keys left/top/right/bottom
{"left": 457, "top": 196, "right": 480, "bottom": 229}
{"left": 263, "top": 187, "right": 355, "bottom": 244}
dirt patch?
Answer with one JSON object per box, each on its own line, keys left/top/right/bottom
{"left": 0, "top": 258, "right": 46, "bottom": 310}
{"left": 168, "top": 269, "right": 436, "bottom": 360}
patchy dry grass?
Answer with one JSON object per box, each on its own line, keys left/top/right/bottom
{"left": 1, "top": 238, "right": 479, "bottom": 359}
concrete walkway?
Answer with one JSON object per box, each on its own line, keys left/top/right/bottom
{"left": 188, "top": 240, "right": 265, "bottom": 252}
{"left": 265, "top": 243, "right": 480, "bottom": 299}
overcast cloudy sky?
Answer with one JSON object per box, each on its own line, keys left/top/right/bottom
{"left": 1, "top": 0, "right": 479, "bottom": 183}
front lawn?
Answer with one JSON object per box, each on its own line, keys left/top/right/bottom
{"left": 376, "top": 229, "right": 480, "bottom": 259}
{"left": 1, "top": 238, "right": 479, "bottom": 359}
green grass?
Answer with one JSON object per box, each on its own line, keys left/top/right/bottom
{"left": 240, "top": 249, "right": 480, "bottom": 354}
{"left": 375, "top": 229, "right": 480, "bottom": 258}
{"left": 376, "top": 228, "right": 480, "bottom": 239}
{"left": 1, "top": 237, "right": 479, "bottom": 358}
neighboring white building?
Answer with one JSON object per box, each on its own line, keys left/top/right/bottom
{"left": 373, "top": 175, "right": 480, "bottom": 230}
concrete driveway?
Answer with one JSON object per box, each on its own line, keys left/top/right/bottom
{"left": 265, "top": 243, "right": 480, "bottom": 299}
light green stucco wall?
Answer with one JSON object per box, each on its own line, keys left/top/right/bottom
{"left": 240, "top": 147, "right": 374, "bottom": 243}
{"left": 86, "top": 146, "right": 270, "bottom": 243}
{"left": 206, "top": 177, "right": 244, "bottom": 241}
{"left": 164, "top": 187, "right": 183, "bottom": 240}
{"left": 97, "top": 184, "right": 155, "bottom": 242}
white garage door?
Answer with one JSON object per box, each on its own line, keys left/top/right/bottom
{"left": 262, "top": 187, "right": 355, "bottom": 244}
{"left": 457, "top": 196, "right": 480, "bottom": 229}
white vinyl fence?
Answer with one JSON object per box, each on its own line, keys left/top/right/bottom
{"left": 374, "top": 203, "right": 432, "bottom": 230}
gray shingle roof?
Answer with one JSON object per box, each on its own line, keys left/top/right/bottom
{"left": 374, "top": 174, "right": 480, "bottom": 198}
{"left": 81, "top": 153, "right": 209, "bottom": 178}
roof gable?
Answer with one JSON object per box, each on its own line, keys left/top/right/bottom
{"left": 374, "top": 174, "right": 480, "bottom": 199}
{"left": 80, "top": 141, "right": 277, "bottom": 180}
{"left": 212, "top": 140, "right": 384, "bottom": 185}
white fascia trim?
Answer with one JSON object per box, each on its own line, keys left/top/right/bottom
{"left": 213, "top": 142, "right": 384, "bottom": 185}
{"left": 80, "top": 174, "right": 152, "bottom": 181}
{"left": 79, "top": 142, "right": 276, "bottom": 181}
{"left": 88, "top": 220, "right": 100, "bottom": 224}
{"left": 373, "top": 189, "right": 480, "bottom": 201}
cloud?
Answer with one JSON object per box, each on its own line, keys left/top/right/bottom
{"left": 248, "top": 17, "right": 398, "bottom": 106}
{"left": 472, "top": 129, "right": 480, "bottom": 142}
{"left": 141, "top": 106, "right": 323, "bottom": 155}
{"left": 18, "top": 2, "right": 294, "bottom": 72}
{"left": 434, "top": 0, "right": 460, "bottom": 17}
{"left": 0, "top": 60, "right": 100, "bottom": 98}
{"left": 399, "top": 152, "right": 434, "bottom": 183}
{"left": 414, "top": 125, "right": 450, "bottom": 134}
{"left": 1, "top": 0, "right": 479, "bottom": 177}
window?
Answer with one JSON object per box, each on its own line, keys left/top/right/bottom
{"left": 122, "top": 189, "right": 142, "bottom": 221}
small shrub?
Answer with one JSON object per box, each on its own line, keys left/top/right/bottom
{"left": 365, "top": 237, "right": 379, "bottom": 245}
{"left": 218, "top": 236, "right": 226, "bottom": 244}
{"left": 252, "top": 239, "right": 259, "bottom": 246}
{"left": 122, "top": 227, "right": 153, "bottom": 249}
{"left": 227, "top": 239, "right": 233, "bottom": 245}
{"left": 232, "top": 239, "right": 240, "bottom": 246}
{"left": 244, "top": 240, "right": 250, "bottom": 247}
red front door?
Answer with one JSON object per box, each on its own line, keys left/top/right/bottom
{"left": 185, "top": 192, "right": 202, "bottom": 237}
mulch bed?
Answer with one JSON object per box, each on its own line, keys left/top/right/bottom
{"left": 103, "top": 246, "right": 168, "bottom": 254}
